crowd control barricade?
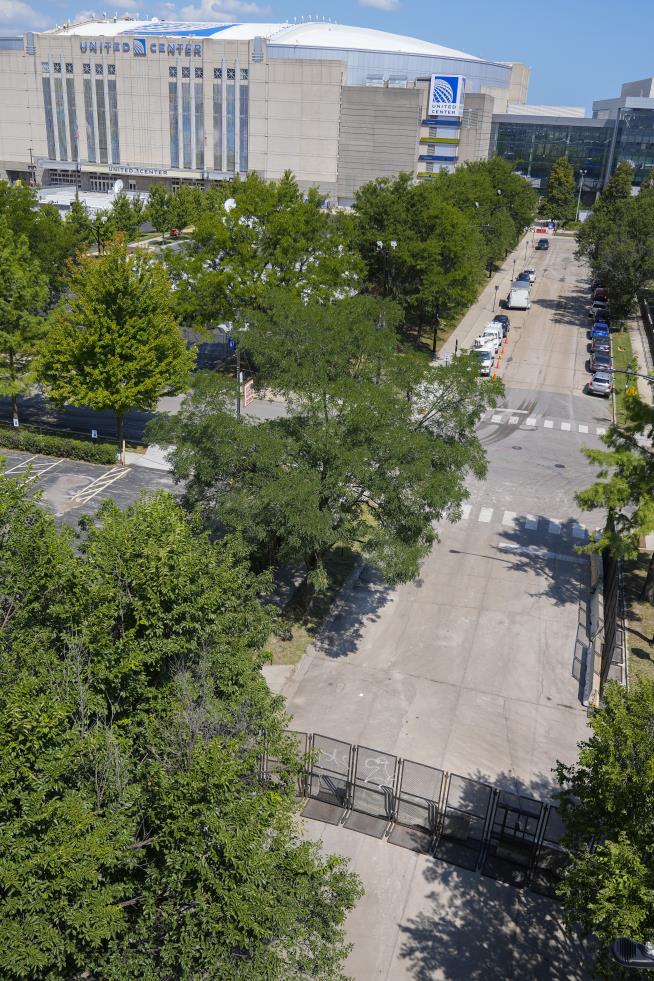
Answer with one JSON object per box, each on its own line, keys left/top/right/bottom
{"left": 388, "top": 759, "right": 445, "bottom": 853}
{"left": 433, "top": 773, "right": 496, "bottom": 871}
{"left": 529, "top": 805, "right": 569, "bottom": 897}
{"left": 481, "top": 790, "right": 547, "bottom": 887}
{"left": 302, "top": 733, "right": 354, "bottom": 825}
{"left": 261, "top": 729, "right": 309, "bottom": 798}
{"left": 342, "top": 745, "right": 398, "bottom": 838}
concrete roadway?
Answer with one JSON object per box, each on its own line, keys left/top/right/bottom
{"left": 271, "top": 236, "right": 608, "bottom": 979}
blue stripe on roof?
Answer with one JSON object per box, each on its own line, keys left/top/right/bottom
{"left": 120, "top": 22, "right": 239, "bottom": 37}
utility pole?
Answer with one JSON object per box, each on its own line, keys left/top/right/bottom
{"left": 575, "top": 169, "right": 587, "bottom": 222}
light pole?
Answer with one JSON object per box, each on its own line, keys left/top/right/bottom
{"left": 494, "top": 284, "right": 499, "bottom": 311}
{"left": 376, "top": 239, "right": 397, "bottom": 295}
{"left": 575, "top": 169, "right": 587, "bottom": 222}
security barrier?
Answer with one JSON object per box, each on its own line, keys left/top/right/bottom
{"left": 269, "top": 730, "right": 569, "bottom": 896}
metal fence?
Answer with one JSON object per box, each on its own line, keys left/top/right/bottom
{"left": 602, "top": 548, "right": 626, "bottom": 686}
{"left": 266, "top": 730, "right": 571, "bottom": 896}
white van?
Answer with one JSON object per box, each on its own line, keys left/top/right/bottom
{"left": 474, "top": 345, "right": 495, "bottom": 377}
{"left": 477, "top": 324, "right": 502, "bottom": 352}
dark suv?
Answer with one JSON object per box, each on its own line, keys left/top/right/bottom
{"left": 536, "top": 238, "right": 550, "bottom": 250}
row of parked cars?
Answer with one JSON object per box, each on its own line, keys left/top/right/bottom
{"left": 586, "top": 284, "right": 613, "bottom": 398}
{"left": 472, "top": 315, "right": 510, "bottom": 376}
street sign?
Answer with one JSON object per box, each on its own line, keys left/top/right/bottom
{"left": 443, "top": 353, "right": 452, "bottom": 366}
{"left": 12, "top": 417, "right": 18, "bottom": 428}
{"left": 227, "top": 337, "right": 237, "bottom": 352}
{"left": 91, "top": 429, "right": 98, "bottom": 439}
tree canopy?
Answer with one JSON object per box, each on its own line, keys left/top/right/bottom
{"left": 0, "top": 478, "right": 362, "bottom": 978}
{"left": 37, "top": 237, "right": 195, "bottom": 444}
{"left": 556, "top": 679, "right": 654, "bottom": 976}
{"left": 544, "top": 156, "right": 577, "bottom": 225}
{"left": 150, "top": 290, "right": 502, "bottom": 589}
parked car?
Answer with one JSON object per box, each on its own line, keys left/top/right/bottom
{"left": 593, "top": 287, "right": 608, "bottom": 302}
{"left": 492, "top": 314, "right": 510, "bottom": 337}
{"left": 535, "top": 238, "right": 549, "bottom": 250}
{"left": 590, "top": 323, "right": 610, "bottom": 340}
{"left": 474, "top": 345, "right": 495, "bottom": 377}
{"left": 590, "top": 351, "right": 613, "bottom": 373}
{"left": 611, "top": 939, "right": 654, "bottom": 969}
{"left": 594, "top": 313, "right": 611, "bottom": 328}
{"left": 475, "top": 325, "right": 502, "bottom": 353}
{"left": 522, "top": 267, "right": 536, "bottom": 283}
{"left": 517, "top": 271, "right": 531, "bottom": 283}
{"left": 588, "top": 300, "right": 609, "bottom": 318}
{"left": 590, "top": 335, "right": 611, "bottom": 354}
{"left": 588, "top": 371, "right": 613, "bottom": 397}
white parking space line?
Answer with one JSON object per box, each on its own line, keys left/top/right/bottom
{"left": 478, "top": 507, "right": 493, "bottom": 523}
{"left": 491, "top": 414, "right": 504, "bottom": 424}
{"left": 502, "top": 510, "right": 517, "bottom": 527}
{"left": 596, "top": 427, "right": 607, "bottom": 436}
{"left": 544, "top": 420, "right": 554, "bottom": 429}
{"left": 24, "top": 459, "right": 63, "bottom": 483}
{"left": 578, "top": 424, "right": 589, "bottom": 434}
{"left": 560, "top": 422, "right": 571, "bottom": 432}
{"left": 508, "top": 415, "right": 520, "bottom": 425}
{"left": 525, "top": 515, "right": 539, "bottom": 530}
{"left": 69, "top": 466, "right": 130, "bottom": 505}
{"left": 572, "top": 523, "right": 587, "bottom": 540}
{"left": 4, "top": 455, "right": 37, "bottom": 473}
{"left": 526, "top": 417, "right": 537, "bottom": 427}
{"left": 461, "top": 504, "right": 472, "bottom": 520}
{"left": 548, "top": 519, "right": 562, "bottom": 536}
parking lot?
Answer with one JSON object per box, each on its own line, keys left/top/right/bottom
{"left": 0, "top": 448, "right": 176, "bottom": 522}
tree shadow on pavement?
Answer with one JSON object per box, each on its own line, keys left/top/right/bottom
{"left": 397, "top": 862, "right": 596, "bottom": 981}
{"left": 311, "top": 565, "right": 393, "bottom": 659}
{"left": 494, "top": 518, "right": 589, "bottom": 609}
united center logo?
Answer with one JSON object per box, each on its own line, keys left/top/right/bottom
{"left": 431, "top": 77, "right": 456, "bottom": 104}
{"left": 132, "top": 37, "right": 147, "bottom": 56}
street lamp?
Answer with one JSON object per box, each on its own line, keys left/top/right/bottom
{"left": 376, "top": 239, "right": 397, "bottom": 295}
{"left": 431, "top": 302, "right": 441, "bottom": 359}
{"left": 575, "top": 169, "right": 587, "bottom": 222}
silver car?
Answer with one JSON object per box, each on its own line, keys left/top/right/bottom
{"left": 588, "top": 371, "right": 612, "bottom": 398}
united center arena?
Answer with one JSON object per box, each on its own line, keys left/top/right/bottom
{"left": 0, "top": 19, "right": 531, "bottom": 205}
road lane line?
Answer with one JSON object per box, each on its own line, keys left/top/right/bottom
{"left": 508, "top": 415, "right": 519, "bottom": 425}
{"left": 498, "top": 543, "right": 586, "bottom": 565}
{"left": 25, "top": 459, "right": 63, "bottom": 482}
{"left": 478, "top": 507, "right": 493, "bottom": 523}
{"left": 596, "top": 427, "right": 607, "bottom": 436}
{"left": 4, "top": 454, "right": 37, "bottom": 473}
{"left": 69, "top": 467, "right": 130, "bottom": 505}
{"left": 526, "top": 417, "right": 537, "bottom": 426}
{"left": 544, "top": 420, "right": 554, "bottom": 429}
{"left": 502, "top": 511, "right": 517, "bottom": 527}
{"left": 525, "top": 515, "right": 539, "bottom": 530}
{"left": 578, "top": 424, "right": 588, "bottom": 433}
{"left": 561, "top": 422, "right": 571, "bottom": 431}
{"left": 491, "top": 414, "right": 504, "bottom": 424}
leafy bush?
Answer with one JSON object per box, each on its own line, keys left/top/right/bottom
{"left": 0, "top": 426, "right": 117, "bottom": 464}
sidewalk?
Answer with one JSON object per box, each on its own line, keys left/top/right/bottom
{"left": 628, "top": 310, "right": 654, "bottom": 406}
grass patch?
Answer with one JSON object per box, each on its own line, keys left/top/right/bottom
{"left": 611, "top": 329, "right": 635, "bottom": 425}
{"left": 267, "top": 548, "right": 359, "bottom": 665}
{"left": 622, "top": 552, "right": 654, "bottom": 684}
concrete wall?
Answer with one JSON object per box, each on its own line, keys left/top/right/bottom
{"left": 458, "top": 92, "right": 494, "bottom": 164}
{"left": 336, "top": 85, "right": 421, "bottom": 204}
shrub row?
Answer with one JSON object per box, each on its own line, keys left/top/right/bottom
{"left": 0, "top": 427, "right": 117, "bottom": 464}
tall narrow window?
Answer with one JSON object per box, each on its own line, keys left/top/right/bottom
{"left": 42, "top": 77, "right": 56, "bottom": 159}
{"left": 194, "top": 81, "right": 204, "bottom": 170}
{"left": 181, "top": 81, "right": 192, "bottom": 169}
{"left": 107, "top": 78, "right": 120, "bottom": 163}
{"left": 212, "top": 80, "right": 222, "bottom": 170}
{"left": 226, "top": 80, "right": 235, "bottom": 172}
{"left": 66, "top": 77, "right": 78, "bottom": 161}
{"left": 168, "top": 81, "right": 179, "bottom": 167}
{"left": 54, "top": 77, "right": 68, "bottom": 159}
{"left": 83, "top": 78, "right": 96, "bottom": 162}
{"left": 239, "top": 83, "right": 248, "bottom": 173}
{"left": 95, "top": 78, "right": 108, "bottom": 163}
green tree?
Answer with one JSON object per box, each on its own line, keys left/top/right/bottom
{"left": 151, "top": 291, "right": 502, "bottom": 590}
{"left": 37, "top": 238, "right": 195, "bottom": 447}
{"left": 556, "top": 679, "right": 654, "bottom": 977}
{"left": 0, "top": 222, "right": 49, "bottom": 423}
{"left": 146, "top": 184, "right": 172, "bottom": 241}
{"left": 109, "top": 191, "right": 144, "bottom": 240}
{"left": 0, "top": 479, "right": 362, "bottom": 978}
{"left": 600, "top": 161, "right": 635, "bottom": 210}
{"left": 544, "top": 156, "right": 577, "bottom": 224}
{"left": 576, "top": 394, "right": 654, "bottom": 601}
{"left": 65, "top": 197, "right": 93, "bottom": 249}
{"left": 89, "top": 208, "right": 113, "bottom": 255}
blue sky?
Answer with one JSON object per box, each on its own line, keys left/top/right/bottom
{"left": 3, "top": 0, "right": 652, "bottom": 112}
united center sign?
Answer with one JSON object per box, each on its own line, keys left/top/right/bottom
{"left": 79, "top": 39, "right": 203, "bottom": 56}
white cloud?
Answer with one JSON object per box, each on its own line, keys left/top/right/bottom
{"left": 358, "top": 0, "right": 400, "bottom": 9}
{"left": 178, "top": 0, "right": 271, "bottom": 19}
{"left": 0, "top": 0, "right": 49, "bottom": 28}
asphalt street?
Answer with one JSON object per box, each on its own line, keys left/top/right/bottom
{"left": 269, "top": 235, "right": 606, "bottom": 979}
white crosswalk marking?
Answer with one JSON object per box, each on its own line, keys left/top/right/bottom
{"left": 525, "top": 515, "right": 539, "bottom": 530}
{"left": 544, "top": 420, "right": 554, "bottom": 429}
{"left": 526, "top": 417, "right": 537, "bottom": 427}
{"left": 596, "top": 427, "right": 607, "bottom": 436}
{"left": 508, "top": 415, "right": 519, "bottom": 425}
{"left": 502, "top": 511, "right": 517, "bottom": 527}
{"left": 548, "top": 519, "right": 562, "bottom": 535}
{"left": 572, "top": 523, "right": 587, "bottom": 540}
{"left": 461, "top": 504, "right": 471, "bottom": 520}
{"left": 578, "top": 424, "right": 588, "bottom": 433}
{"left": 478, "top": 507, "right": 493, "bottom": 523}
{"left": 561, "top": 422, "right": 571, "bottom": 431}
{"left": 491, "top": 414, "right": 504, "bottom": 424}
